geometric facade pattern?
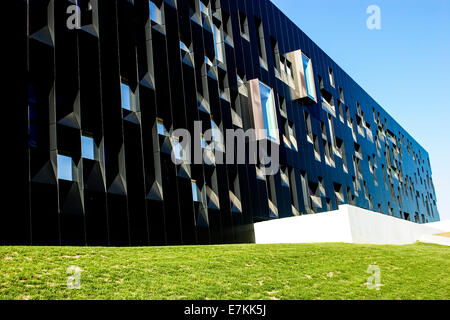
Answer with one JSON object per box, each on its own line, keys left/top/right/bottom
{"left": 3, "top": 0, "right": 439, "bottom": 246}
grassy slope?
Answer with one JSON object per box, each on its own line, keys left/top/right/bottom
{"left": 0, "top": 243, "right": 448, "bottom": 300}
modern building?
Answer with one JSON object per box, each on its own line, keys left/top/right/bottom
{"left": 3, "top": 0, "right": 439, "bottom": 246}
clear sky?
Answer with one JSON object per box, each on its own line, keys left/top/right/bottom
{"left": 270, "top": 0, "right": 450, "bottom": 221}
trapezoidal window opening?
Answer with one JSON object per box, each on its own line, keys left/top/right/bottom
{"left": 57, "top": 153, "right": 74, "bottom": 182}
{"left": 149, "top": 0, "right": 163, "bottom": 25}
{"left": 238, "top": 10, "right": 249, "bottom": 41}
{"left": 328, "top": 67, "right": 335, "bottom": 88}
{"left": 254, "top": 17, "right": 268, "bottom": 70}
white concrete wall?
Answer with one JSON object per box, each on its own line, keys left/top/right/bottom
{"left": 254, "top": 205, "right": 445, "bottom": 245}
{"left": 419, "top": 235, "right": 450, "bottom": 246}
{"left": 254, "top": 209, "right": 352, "bottom": 244}
{"left": 345, "top": 205, "right": 443, "bottom": 245}
{"left": 424, "top": 220, "right": 450, "bottom": 232}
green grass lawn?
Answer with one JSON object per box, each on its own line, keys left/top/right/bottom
{"left": 0, "top": 243, "right": 448, "bottom": 300}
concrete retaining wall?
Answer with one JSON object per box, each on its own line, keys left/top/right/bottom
{"left": 254, "top": 205, "right": 447, "bottom": 245}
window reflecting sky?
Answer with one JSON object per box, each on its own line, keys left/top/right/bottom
{"left": 57, "top": 154, "right": 73, "bottom": 182}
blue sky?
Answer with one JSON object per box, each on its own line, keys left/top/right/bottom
{"left": 270, "top": 0, "right": 450, "bottom": 221}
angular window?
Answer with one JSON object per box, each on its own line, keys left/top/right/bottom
{"left": 210, "top": 116, "right": 224, "bottom": 152}
{"left": 287, "top": 121, "right": 297, "bottom": 151}
{"left": 328, "top": 114, "right": 336, "bottom": 151}
{"left": 267, "top": 178, "right": 278, "bottom": 218}
{"left": 198, "top": 0, "right": 213, "bottom": 32}
{"left": 308, "top": 181, "right": 322, "bottom": 212}
{"left": 149, "top": 0, "right": 163, "bottom": 25}
{"left": 313, "top": 134, "right": 321, "bottom": 162}
{"left": 286, "top": 50, "right": 318, "bottom": 103}
{"left": 121, "top": 81, "right": 131, "bottom": 111}
{"left": 302, "top": 53, "right": 317, "bottom": 101}
{"left": 338, "top": 101, "right": 345, "bottom": 123}
{"left": 352, "top": 176, "right": 359, "bottom": 198}
{"left": 346, "top": 106, "right": 351, "bottom": 127}
{"left": 222, "top": 11, "right": 233, "bottom": 45}
{"left": 339, "top": 87, "right": 345, "bottom": 103}
{"left": 356, "top": 114, "right": 365, "bottom": 137}
{"left": 321, "top": 121, "right": 327, "bottom": 140}
{"left": 248, "top": 79, "right": 279, "bottom": 144}
{"left": 57, "top": 154, "right": 73, "bottom": 182}
{"left": 210, "top": 117, "right": 218, "bottom": 141}
{"left": 285, "top": 60, "right": 293, "bottom": 79}
{"left": 213, "top": 21, "right": 225, "bottom": 63}
{"left": 342, "top": 145, "right": 348, "bottom": 173}
{"left": 300, "top": 172, "right": 311, "bottom": 214}
{"left": 230, "top": 91, "right": 243, "bottom": 128}
{"left": 318, "top": 177, "right": 326, "bottom": 197}
{"left": 280, "top": 166, "right": 290, "bottom": 188}
{"left": 347, "top": 187, "right": 354, "bottom": 205}
{"left": 205, "top": 55, "right": 214, "bottom": 68}
{"left": 280, "top": 56, "right": 286, "bottom": 74}
{"left": 199, "top": 0, "right": 209, "bottom": 15}
{"left": 356, "top": 102, "right": 362, "bottom": 116}
{"left": 229, "top": 173, "right": 242, "bottom": 213}
{"left": 278, "top": 95, "right": 287, "bottom": 118}
{"left": 157, "top": 118, "right": 166, "bottom": 136}
{"left": 255, "top": 17, "right": 267, "bottom": 69}
{"left": 365, "top": 121, "right": 373, "bottom": 142}
{"left": 328, "top": 67, "right": 335, "bottom": 87}
{"left": 201, "top": 134, "right": 207, "bottom": 149}
{"left": 326, "top": 199, "right": 332, "bottom": 211}
{"left": 271, "top": 38, "right": 281, "bottom": 76}
{"left": 180, "top": 40, "right": 190, "bottom": 53}
{"left": 238, "top": 11, "right": 249, "bottom": 41}
{"left": 259, "top": 82, "right": 278, "bottom": 142}
{"left": 324, "top": 139, "right": 334, "bottom": 167}
{"left": 120, "top": 78, "right": 137, "bottom": 112}
{"left": 304, "top": 111, "right": 313, "bottom": 144}
{"left": 172, "top": 136, "right": 184, "bottom": 162}
{"left": 350, "top": 119, "right": 357, "bottom": 142}
{"left": 179, "top": 36, "right": 194, "bottom": 67}
{"left": 321, "top": 91, "right": 335, "bottom": 116}
{"left": 288, "top": 167, "right": 300, "bottom": 216}
{"left": 354, "top": 142, "right": 363, "bottom": 160}
{"left": 236, "top": 70, "right": 247, "bottom": 94}
{"left": 363, "top": 181, "right": 369, "bottom": 200}
{"left": 82, "top": 135, "right": 95, "bottom": 160}
{"left": 368, "top": 195, "right": 373, "bottom": 210}
{"left": 218, "top": 68, "right": 229, "bottom": 101}
{"left": 203, "top": 54, "right": 217, "bottom": 87}
{"left": 334, "top": 183, "right": 344, "bottom": 205}
{"left": 191, "top": 180, "right": 199, "bottom": 202}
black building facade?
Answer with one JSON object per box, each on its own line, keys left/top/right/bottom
{"left": 4, "top": 0, "right": 439, "bottom": 246}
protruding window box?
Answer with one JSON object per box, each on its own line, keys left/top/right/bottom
{"left": 285, "top": 50, "right": 317, "bottom": 104}
{"left": 247, "top": 79, "right": 280, "bottom": 145}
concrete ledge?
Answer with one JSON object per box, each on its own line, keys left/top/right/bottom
{"left": 419, "top": 235, "right": 450, "bottom": 246}
{"left": 254, "top": 205, "right": 446, "bottom": 245}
